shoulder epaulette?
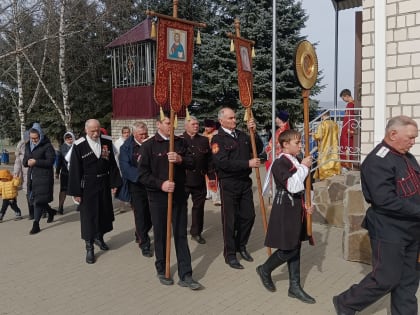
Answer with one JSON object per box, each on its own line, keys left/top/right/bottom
{"left": 74, "top": 137, "right": 86, "bottom": 145}
{"left": 142, "top": 136, "right": 153, "bottom": 143}
{"left": 101, "top": 134, "right": 113, "bottom": 141}
{"left": 376, "top": 146, "right": 390, "bottom": 158}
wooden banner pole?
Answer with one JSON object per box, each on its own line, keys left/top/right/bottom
{"left": 246, "top": 107, "right": 271, "bottom": 256}
{"left": 302, "top": 89, "right": 314, "bottom": 245}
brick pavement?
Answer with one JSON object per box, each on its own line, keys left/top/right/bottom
{"left": 0, "top": 163, "right": 414, "bottom": 315}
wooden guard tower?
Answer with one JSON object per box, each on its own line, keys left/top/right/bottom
{"left": 106, "top": 19, "right": 158, "bottom": 136}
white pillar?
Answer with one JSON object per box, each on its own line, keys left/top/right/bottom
{"left": 374, "top": 0, "right": 386, "bottom": 144}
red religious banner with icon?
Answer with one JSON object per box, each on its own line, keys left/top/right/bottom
{"left": 154, "top": 18, "right": 194, "bottom": 112}
{"left": 234, "top": 38, "right": 253, "bottom": 108}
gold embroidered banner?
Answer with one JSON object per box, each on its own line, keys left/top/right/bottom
{"left": 154, "top": 18, "right": 194, "bottom": 113}
{"left": 234, "top": 38, "right": 253, "bottom": 108}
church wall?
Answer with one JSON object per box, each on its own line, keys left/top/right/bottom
{"left": 361, "top": 0, "right": 420, "bottom": 158}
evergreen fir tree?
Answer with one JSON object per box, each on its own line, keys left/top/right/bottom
{"left": 192, "top": 0, "right": 323, "bottom": 130}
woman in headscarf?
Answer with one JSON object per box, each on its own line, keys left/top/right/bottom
{"left": 23, "top": 123, "right": 56, "bottom": 234}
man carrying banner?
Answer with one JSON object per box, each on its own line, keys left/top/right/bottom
{"left": 211, "top": 107, "right": 263, "bottom": 269}
{"left": 138, "top": 113, "right": 202, "bottom": 290}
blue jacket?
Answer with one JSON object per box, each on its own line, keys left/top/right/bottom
{"left": 119, "top": 135, "right": 140, "bottom": 183}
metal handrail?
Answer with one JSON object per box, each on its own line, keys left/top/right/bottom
{"left": 299, "top": 107, "right": 362, "bottom": 173}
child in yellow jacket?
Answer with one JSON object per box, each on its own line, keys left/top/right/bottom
{"left": 0, "top": 169, "right": 22, "bottom": 221}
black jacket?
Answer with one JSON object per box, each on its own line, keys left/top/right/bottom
{"left": 138, "top": 133, "right": 193, "bottom": 195}
{"left": 361, "top": 140, "right": 420, "bottom": 241}
{"left": 23, "top": 136, "right": 55, "bottom": 204}
{"left": 211, "top": 128, "right": 263, "bottom": 180}
{"left": 180, "top": 131, "right": 214, "bottom": 187}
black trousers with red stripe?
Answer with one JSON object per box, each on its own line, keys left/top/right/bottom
{"left": 337, "top": 237, "right": 419, "bottom": 315}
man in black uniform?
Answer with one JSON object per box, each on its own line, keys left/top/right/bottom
{"left": 333, "top": 115, "right": 420, "bottom": 315}
{"left": 119, "top": 121, "right": 153, "bottom": 257}
{"left": 68, "top": 119, "right": 122, "bottom": 264}
{"left": 211, "top": 107, "right": 263, "bottom": 270}
{"left": 138, "top": 114, "right": 203, "bottom": 290}
{"left": 181, "top": 116, "right": 214, "bottom": 244}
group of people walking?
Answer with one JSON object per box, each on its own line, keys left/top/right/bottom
{"left": 1, "top": 109, "right": 419, "bottom": 314}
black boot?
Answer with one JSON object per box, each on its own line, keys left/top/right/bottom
{"left": 287, "top": 253, "right": 316, "bottom": 304}
{"left": 28, "top": 204, "right": 34, "bottom": 220}
{"left": 29, "top": 221, "right": 41, "bottom": 234}
{"left": 94, "top": 234, "right": 109, "bottom": 250}
{"left": 46, "top": 206, "right": 56, "bottom": 223}
{"left": 85, "top": 240, "right": 95, "bottom": 264}
{"left": 256, "top": 250, "right": 286, "bottom": 292}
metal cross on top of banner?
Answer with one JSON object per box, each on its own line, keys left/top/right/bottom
{"left": 227, "top": 18, "right": 271, "bottom": 256}
{"left": 146, "top": 0, "right": 206, "bottom": 281}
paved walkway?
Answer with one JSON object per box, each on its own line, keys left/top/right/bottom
{"left": 0, "top": 163, "right": 414, "bottom": 315}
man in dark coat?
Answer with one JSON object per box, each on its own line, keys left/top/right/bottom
{"left": 333, "top": 115, "right": 420, "bottom": 315}
{"left": 119, "top": 121, "right": 152, "bottom": 257}
{"left": 23, "top": 123, "right": 56, "bottom": 235}
{"left": 138, "top": 114, "right": 202, "bottom": 290}
{"left": 180, "top": 116, "right": 214, "bottom": 244}
{"left": 67, "top": 119, "right": 122, "bottom": 264}
{"left": 211, "top": 107, "right": 263, "bottom": 270}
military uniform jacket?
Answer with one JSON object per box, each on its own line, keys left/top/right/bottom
{"left": 138, "top": 133, "right": 193, "bottom": 200}
{"left": 180, "top": 131, "right": 214, "bottom": 187}
{"left": 67, "top": 135, "right": 122, "bottom": 238}
{"left": 211, "top": 128, "right": 263, "bottom": 180}
{"left": 361, "top": 140, "right": 420, "bottom": 242}
{"left": 265, "top": 154, "right": 309, "bottom": 250}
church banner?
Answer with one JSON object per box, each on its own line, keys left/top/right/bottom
{"left": 234, "top": 38, "right": 253, "bottom": 108}
{"left": 154, "top": 18, "right": 194, "bottom": 112}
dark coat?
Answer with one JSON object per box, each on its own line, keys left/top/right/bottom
{"left": 361, "top": 140, "right": 420, "bottom": 242}
{"left": 138, "top": 133, "right": 193, "bottom": 200}
{"left": 180, "top": 131, "right": 214, "bottom": 188}
{"left": 23, "top": 137, "right": 55, "bottom": 204}
{"left": 67, "top": 135, "right": 122, "bottom": 240}
{"left": 117, "top": 135, "right": 143, "bottom": 202}
{"left": 264, "top": 155, "right": 309, "bottom": 250}
{"left": 119, "top": 135, "right": 141, "bottom": 184}
{"left": 211, "top": 128, "right": 263, "bottom": 180}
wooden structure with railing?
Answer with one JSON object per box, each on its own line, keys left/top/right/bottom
{"left": 302, "top": 108, "right": 362, "bottom": 174}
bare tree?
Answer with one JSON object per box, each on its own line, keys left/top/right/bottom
{"left": 59, "top": 0, "right": 71, "bottom": 130}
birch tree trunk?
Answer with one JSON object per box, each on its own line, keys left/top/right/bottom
{"left": 59, "top": 0, "right": 72, "bottom": 131}
{"left": 12, "top": 0, "right": 26, "bottom": 141}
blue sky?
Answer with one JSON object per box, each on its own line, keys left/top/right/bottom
{"left": 300, "top": 0, "right": 361, "bottom": 106}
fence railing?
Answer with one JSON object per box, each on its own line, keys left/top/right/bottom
{"left": 300, "top": 108, "right": 362, "bottom": 173}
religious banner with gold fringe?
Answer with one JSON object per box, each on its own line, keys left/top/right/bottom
{"left": 232, "top": 36, "right": 253, "bottom": 108}
{"left": 228, "top": 18, "right": 270, "bottom": 256}
{"left": 154, "top": 18, "right": 194, "bottom": 113}
{"left": 146, "top": 2, "right": 206, "bottom": 283}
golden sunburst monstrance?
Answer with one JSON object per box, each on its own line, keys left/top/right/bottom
{"left": 294, "top": 40, "right": 318, "bottom": 90}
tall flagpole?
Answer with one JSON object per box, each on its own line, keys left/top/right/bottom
{"left": 271, "top": 0, "right": 277, "bottom": 197}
